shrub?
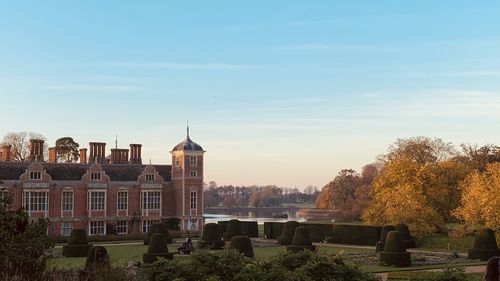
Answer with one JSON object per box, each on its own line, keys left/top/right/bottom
{"left": 264, "top": 222, "right": 285, "bottom": 239}
{"left": 287, "top": 226, "right": 316, "bottom": 253}
{"left": 230, "top": 235, "right": 254, "bottom": 258}
{"left": 199, "top": 223, "right": 225, "bottom": 250}
{"left": 144, "top": 223, "right": 173, "bottom": 245}
{"left": 62, "top": 229, "right": 92, "bottom": 257}
{"left": 376, "top": 225, "right": 395, "bottom": 252}
{"left": 277, "top": 221, "right": 300, "bottom": 245}
{"left": 143, "top": 233, "right": 173, "bottom": 263}
{"left": 407, "top": 266, "right": 475, "bottom": 281}
{"left": 241, "top": 221, "right": 259, "bottom": 238}
{"left": 0, "top": 194, "right": 54, "bottom": 281}
{"left": 378, "top": 230, "right": 411, "bottom": 267}
{"left": 327, "top": 223, "right": 382, "bottom": 246}
{"left": 223, "top": 219, "right": 244, "bottom": 241}
{"left": 85, "top": 246, "right": 110, "bottom": 271}
{"left": 467, "top": 228, "right": 500, "bottom": 261}
{"left": 149, "top": 248, "right": 377, "bottom": 281}
{"left": 395, "top": 223, "right": 417, "bottom": 248}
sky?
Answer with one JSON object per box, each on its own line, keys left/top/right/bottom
{"left": 1, "top": 1, "right": 500, "bottom": 189}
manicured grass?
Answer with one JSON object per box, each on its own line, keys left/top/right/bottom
{"left": 416, "top": 233, "right": 475, "bottom": 253}
{"left": 387, "top": 271, "right": 483, "bottom": 280}
{"left": 364, "top": 260, "right": 486, "bottom": 273}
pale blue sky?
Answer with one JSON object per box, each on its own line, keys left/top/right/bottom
{"left": 1, "top": 1, "right": 500, "bottom": 188}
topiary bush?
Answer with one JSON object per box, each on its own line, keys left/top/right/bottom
{"left": 229, "top": 235, "right": 254, "bottom": 258}
{"left": 395, "top": 223, "right": 416, "bottom": 249}
{"left": 85, "top": 246, "right": 109, "bottom": 271}
{"left": 378, "top": 230, "right": 411, "bottom": 267}
{"left": 144, "top": 223, "right": 173, "bottom": 245}
{"left": 241, "top": 221, "right": 259, "bottom": 238}
{"left": 199, "top": 223, "right": 225, "bottom": 250}
{"left": 143, "top": 233, "right": 174, "bottom": 263}
{"left": 277, "top": 220, "right": 300, "bottom": 245}
{"left": 467, "top": 228, "right": 500, "bottom": 261}
{"left": 287, "top": 226, "right": 316, "bottom": 253}
{"left": 222, "top": 219, "right": 244, "bottom": 241}
{"left": 376, "top": 225, "right": 395, "bottom": 252}
{"left": 62, "top": 229, "right": 93, "bottom": 257}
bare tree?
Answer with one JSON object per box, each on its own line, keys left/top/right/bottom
{"left": 1, "top": 132, "right": 47, "bottom": 161}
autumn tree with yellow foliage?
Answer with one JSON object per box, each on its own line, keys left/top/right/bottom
{"left": 453, "top": 163, "right": 500, "bottom": 229}
{"left": 362, "top": 137, "right": 469, "bottom": 233}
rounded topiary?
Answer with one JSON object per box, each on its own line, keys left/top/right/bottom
{"left": 468, "top": 228, "right": 500, "bottom": 261}
{"left": 143, "top": 233, "right": 174, "bottom": 263}
{"left": 375, "top": 225, "right": 395, "bottom": 252}
{"left": 230, "top": 235, "right": 254, "bottom": 258}
{"left": 395, "top": 224, "right": 416, "bottom": 249}
{"left": 378, "top": 231, "right": 411, "bottom": 267}
{"left": 287, "top": 226, "right": 316, "bottom": 253}
{"left": 277, "top": 221, "right": 300, "bottom": 245}
{"left": 85, "top": 246, "right": 109, "bottom": 270}
{"left": 62, "top": 229, "right": 93, "bottom": 257}
{"left": 199, "top": 223, "right": 225, "bottom": 250}
{"left": 144, "top": 223, "right": 173, "bottom": 245}
{"left": 223, "top": 219, "right": 244, "bottom": 241}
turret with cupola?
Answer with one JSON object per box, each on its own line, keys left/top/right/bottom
{"left": 171, "top": 126, "right": 205, "bottom": 231}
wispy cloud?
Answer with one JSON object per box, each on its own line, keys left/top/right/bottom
{"left": 76, "top": 62, "right": 257, "bottom": 70}
{"left": 41, "top": 84, "right": 142, "bottom": 91}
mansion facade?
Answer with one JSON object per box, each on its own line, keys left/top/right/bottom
{"left": 0, "top": 130, "right": 205, "bottom": 236}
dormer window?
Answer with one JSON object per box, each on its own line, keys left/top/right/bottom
{"left": 145, "top": 174, "right": 155, "bottom": 181}
{"left": 190, "top": 156, "right": 197, "bottom": 166}
{"left": 29, "top": 172, "right": 41, "bottom": 180}
{"left": 90, "top": 172, "right": 101, "bottom": 181}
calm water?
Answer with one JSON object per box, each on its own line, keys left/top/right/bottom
{"left": 204, "top": 209, "right": 306, "bottom": 224}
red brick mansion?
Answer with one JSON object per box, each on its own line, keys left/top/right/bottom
{"left": 0, "top": 129, "right": 205, "bottom": 236}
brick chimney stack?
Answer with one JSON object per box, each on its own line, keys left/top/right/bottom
{"left": 29, "top": 139, "right": 45, "bottom": 161}
{"left": 89, "top": 142, "right": 106, "bottom": 164}
{"left": 110, "top": 148, "right": 129, "bottom": 164}
{"left": 1, "top": 144, "right": 11, "bottom": 161}
{"left": 80, "top": 148, "right": 87, "bottom": 164}
{"left": 129, "top": 144, "right": 142, "bottom": 164}
{"left": 48, "top": 147, "right": 57, "bottom": 163}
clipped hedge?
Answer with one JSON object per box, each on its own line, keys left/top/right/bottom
{"left": 144, "top": 223, "right": 173, "bottom": 245}
{"left": 85, "top": 246, "right": 109, "bottom": 270}
{"left": 278, "top": 221, "right": 300, "bottom": 245}
{"left": 376, "top": 225, "right": 396, "bottom": 252}
{"left": 218, "top": 221, "right": 259, "bottom": 238}
{"left": 264, "top": 222, "right": 285, "bottom": 239}
{"left": 223, "top": 220, "right": 245, "bottom": 241}
{"left": 143, "top": 233, "right": 174, "bottom": 263}
{"left": 395, "top": 223, "right": 416, "bottom": 249}
{"left": 62, "top": 229, "right": 93, "bottom": 257}
{"left": 199, "top": 223, "right": 225, "bottom": 250}
{"left": 468, "top": 228, "right": 500, "bottom": 261}
{"left": 378, "top": 231, "right": 411, "bottom": 267}
{"left": 287, "top": 226, "right": 316, "bottom": 253}
{"left": 230, "top": 235, "right": 254, "bottom": 258}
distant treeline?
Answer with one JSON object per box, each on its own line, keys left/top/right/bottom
{"left": 203, "top": 182, "right": 319, "bottom": 208}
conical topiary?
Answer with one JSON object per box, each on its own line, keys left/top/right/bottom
{"left": 395, "top": 224, "right": 416, "bottom": 248}
{"left": 378, "top": 230, "right": 411, "bottom": 267}
{"left": 468, "top": 228, "right": 500, "bottom": 261}
{"left": 143, "top": 233, "right": 174, "bottom": 263}
{"left": 198, "top": 223, "right": 225, "bottom": 250}
{"left": 144, "top": 223, "right": 173, "bottom": 245}
{"left": 85, "top": 246, "right": 109, "bottom": 271}
{"left": 375, "top": 225, "right": 395, "bottom": 252}
{"left": 286, "top": 226, "right": 316, "bottom": 253}
{"left": 62, "top": 229, "right": 93, "bottom": 257}
{"left": 277, "top": 221, "right": 300, "bottom": 245}
{"left": 230, "top": 235, "right": 254, "bottom": 258}
{"left": 223, "top": 219, "right": 244, "bottom": 241}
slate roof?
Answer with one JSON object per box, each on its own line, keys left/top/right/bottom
{"left": 172, "top": 136, "right": 204, "bottom": 152}
{"left": 0, "top": 161, "right": 171, "bottom": 182}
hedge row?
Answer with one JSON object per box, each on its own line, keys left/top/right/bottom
{"left": 218, "top": 221, "right": 259, "bottom": 238}
{"left": 264, "top": 222, "right": 381, "bottom": 246}
{"left": 52, "top": 231, "right": 186, "bottom": 244}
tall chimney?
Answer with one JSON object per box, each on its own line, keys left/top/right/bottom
{"left": 80, "top": 148, "right": 87, "bottom": 164}
{"left": 110, "top": 148, "right": 129, "bottom": 164}
{"left": 89, "top": 142, "right": 106, "bottom": 164}
{"left": 48, "top": 147, "right": 57, "bottom": 163}
{"left": 1, "top": 144, "right": 11, "bottom": 161}
{"left": 129, "top": 144, "right": 142, "bottom": 164}
{"left": 29, "top": 139, "right": 44, "bottom": 161}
